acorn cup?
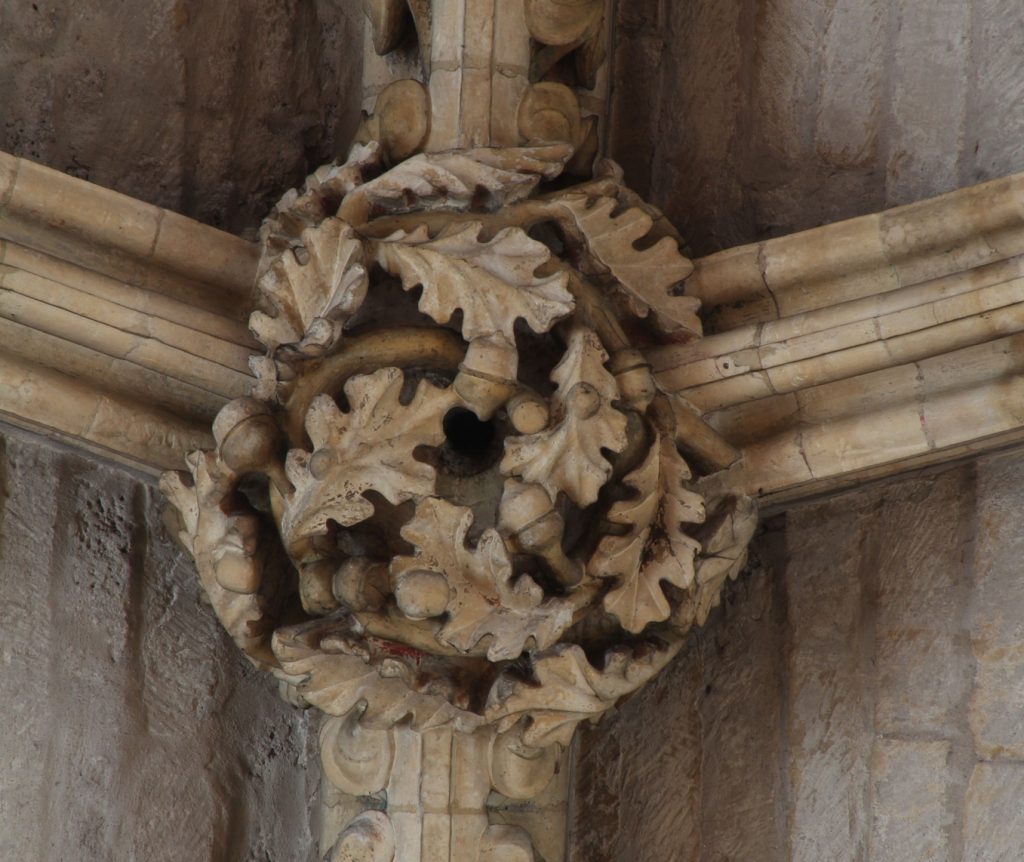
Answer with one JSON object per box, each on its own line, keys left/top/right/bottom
{"left": 213, "top": 398, "right": 293, "bottom": 496}
{"left": 453, "top": 337, "right": 519, "bottom": 419}
{"left": 608, "top": 348, "right": 657, "bottom": 412}
{"left": 499, "top": 480, "right": 583, "bottom": 588}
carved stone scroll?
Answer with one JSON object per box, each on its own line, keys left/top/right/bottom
{"left": 161, "top": 2, "right": 757, "bottom": 858}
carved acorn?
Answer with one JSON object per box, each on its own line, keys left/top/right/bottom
{"left": 498, "top": 480, "right": 582, "bottom": 588}
{"left": 212, "top": 397, "right": 291, "bottom": 495}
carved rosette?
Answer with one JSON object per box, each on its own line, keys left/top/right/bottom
{"left": 161, "top": 4, "right": 757, "bottom": 859}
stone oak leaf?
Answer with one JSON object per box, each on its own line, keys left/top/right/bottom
{"left": 551, "top": 191, "right": 700, "bottom": 336}
{"left": 281, "top": 368, "right": 458, "bottom": 553}
{"left": 265, "top": 142, "right": 381, "bottom": 241}
{"left": 273, "top": 620, "right": 482, "bottom": 734}
{"left": 160, "top": 452, "right": 273, "bottom": 667}
{"left": 392, "top": 498, "right": 576, "bottom": 662}
{"left": 372, "top": 223, "right": 575, "bottom": 343}
{"left": 673, "top": 494, "right": 758, "bottom": 632}
{"left": 251, "top": 218, "right": 369, "bottom": 353}
{"left": 485, "top": 641, "right": 681, "bottom": 748}
{"left": 501, "top": 326, "right": 628, "bottom": 506}
{"left": 340, "top": 145, "right": 573, "bottom": 225}
{"left": 589, "top": 434, "right": 705, "bottom": 633}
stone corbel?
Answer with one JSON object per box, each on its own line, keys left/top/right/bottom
{"left": 158, "top": 3, "right": 757, "bottom": 858}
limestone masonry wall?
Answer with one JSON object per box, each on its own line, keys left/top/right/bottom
{"left": 572, "top": 449, "right": 1024, "bottom": 861}
{"left": 608, "top": 0, "right": 1024, "bottom": 256}
{"left": 0, "top": 429, "right": 316, "bottom": 860}
{"left": 0, "top": 0, "right": 363, "bottom": 236}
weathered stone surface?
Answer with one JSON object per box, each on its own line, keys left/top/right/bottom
{"left": 0, "top": 427, "right": 316, "bottom": 860}
{"left": 571, "top": 554, "right": 784, "bottom": 862}
{"left": 696, "top": 559, "right": 786, "bottom": 862}
{"left": 970, "top": 451, "right": 1024, "bottom": 760}
{"left": 0, "top": 0, "right": 363, "bottom": 235}
{"left": 5, "top": 0, "right": 1024, "bottom": 259}
{"left": 608, "top": 0, "right": 1024, "bottom": 254}
{"left": 887, "top": 0, "right": 970, "bottom": 206}
{"left": 963, "top": 763, "right": 1024, "bottom": 861}
{"left": 570, "top": 452, "right": 1024, "bottom": 860}
{"left": 571, "top": 642, "right": 703, "bottom": 862}
{"left": 971, "top": 0, "right": 1024, "bottom": 184}
{"left": 874, "top": 470, "right": 974, "bottom": 738}
{"left": 784, "top": 500, "right": 876, "bottom": 862}
{"left": 870, "top": 739, "right": 954, "bottom": 862}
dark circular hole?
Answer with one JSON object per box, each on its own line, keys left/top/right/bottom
{"left": 443, "top": 408, "right": 495, "bottom": 458}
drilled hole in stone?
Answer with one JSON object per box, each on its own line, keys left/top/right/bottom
{"left": 443, "top": 408, "right": 495, "bottom": 459}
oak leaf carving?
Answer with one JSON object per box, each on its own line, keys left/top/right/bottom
{"left": 274, "top": 620, "right": 482, "bottom": 733}
{"left": 161, "top": 453, "right": 273, "bottom": 666}
{"left": 501, "top": 326, "right": 627, "bottom": 506}
{"left": 340, "top": 145, "right": 572, "bottom": 225}
{"left": 265, "top": 143, "right": 380, "bottom": 241}
{"left": 673, "top": 494, "right": 759, "bottom": 631}
{"left": 373, "top": 223, "right": 574, "bottom": 343}
{"left": 281, "top": 368, "right": 458, "bottom": 552}
{"left": 392, "top": 498, "right": 575, "bottom": 662}
{"left": 251, "top": 218, "right": 369, "bottom": 354}
{"left": 553, "top": 192, "right": 700, "bottom": 336}
{"left": 485, "top": 641, "right": 681, "bottom": 748}
{"left": 590, "top": 434, "right": 705, "bottom": 633}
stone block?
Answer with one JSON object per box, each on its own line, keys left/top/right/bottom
{"left": 571, "top": 647, "right": 702, "bottom": 862}
{"left": 816, "top": 0, "right": 885, "bottom": 169}
{"left": 971, "top": 452, "right": 1024, "bottom": 759}
{"left": 787, "top": 653, "right": 872, "bottom": 862}
{"left": 887, "top": 0, "right": 970, "bottom": 206}
{"left": 874, "top": 471, "right": 973, "bottom": 736}
{"left": 970, "top": 0, "right": 1024, "bottom": 183}
{"left": 784, "top": 499, "right": 874, "bottom": 651}
{"left": 969, "top": 642, "right": 1024, "bottom": 761}
{"left": 963, "top": 763, "right": 1024, "bottom": 861}
{"left": 0, "top": 428, "right": 316, "bottom": 860}
{"left": 698, "top": 564, "right": 786, "bottom": 861}
{"left": 870, "top": 739, "right": 953, "bottom": 862}
{"left": 876, "top": 627, "right": 970, "bottom": 738}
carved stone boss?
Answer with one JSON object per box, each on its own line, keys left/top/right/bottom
{"left": 161, "top": 3, "right": 758, "bottom": 858}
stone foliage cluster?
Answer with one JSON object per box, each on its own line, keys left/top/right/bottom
{"left": 162, "top": 137, "right": 755, "bottom": 757}
{"left": 161, "top": 1, "right": 757, "bottom": 857}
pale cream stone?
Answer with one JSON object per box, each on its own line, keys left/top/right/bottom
{"left": 707, "top": 391, "right": 802, "bottom": 448}
{"left": 765, "top": 341, "right": 893, "bottom": 394}
{"left": 0, "top": 351, "right": 212, "bottom": 471}
{"left": 762, "top": 213, "right": 891, "bottom": 309}
{"left": 0, "top": 313, "right": 226, "bottom": 422}
{"left": 683, "top": 243, "right": 770, "bottom": 312}
{"left": 2, "top": 266, "right": 253, "bottom": 374}
{"left": 427, "top": 67, "right": 464, "bottom": 152}
{"left": 0, "top": 151, "right": 17, "bottom": 205}
{"left": 0, "top": 285, "right": 251, "bottom": 400}
{"left": 796, "top": 364, "right": 920, "bottom": 422}
{"left": 153, "top": 209, "right": 259, "bottom": 298}
{"left": 6, "top": 155, "right": 161, "bottom": 260}
{"left": 4, "top": 240, "right": 253, "bottom": 346}
{"left": 801, "top": 401, "right": 930, "bottom": 478}
{"left": 682, "top": 370, "right": 775, "bottom": 413}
